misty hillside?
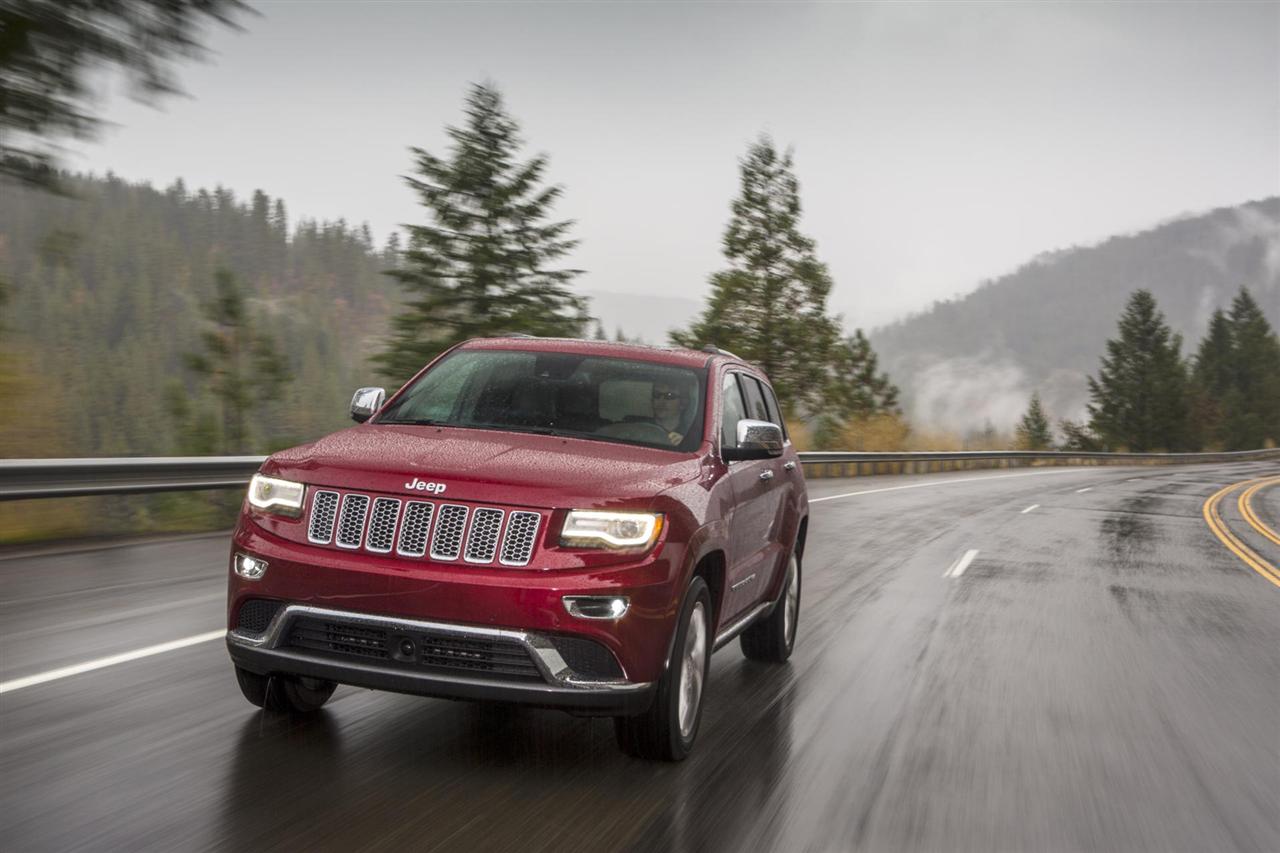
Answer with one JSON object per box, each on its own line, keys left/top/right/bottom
{"left": 869, "top": 198, "right": 1280, "bottom": 432}
{"left": 0, "top": 174, "right": 402, "bottom": 458}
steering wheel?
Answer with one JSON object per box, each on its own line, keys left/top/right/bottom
{"left": 597, "top": 421, "right": 674, "bottom": 444}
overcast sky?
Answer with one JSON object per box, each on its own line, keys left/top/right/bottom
{"left": 73, "top": 1, "right": 1279, "bottom": 329}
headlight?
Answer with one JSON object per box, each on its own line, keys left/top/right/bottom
{"left": 246, "top": 474, "right": 306, "bottom": 517}
{"left": 560, "top": 510, "right": 663, "bottom": 550}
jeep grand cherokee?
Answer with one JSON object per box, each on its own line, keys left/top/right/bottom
{"left": 226, "top": 337, "right": 809, "bottom": 760}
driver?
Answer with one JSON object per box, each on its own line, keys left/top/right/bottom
{"left": 651, "top": 380, "right": 688, "bottom": 446}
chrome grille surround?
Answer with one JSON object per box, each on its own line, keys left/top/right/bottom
{"left": 396, "top": 501, "right": 434, "bottom": 557}
{"left": 365, "top": 497, "right": 400, "bottom": 554}
{"left": 308, "top": 490, "right": 340, "bottom": 544}
{"left": 430, "top": 504, "right": 470, "bottom": 561}
{"left": 500, "top": 511, "right": 541, "bottom": 567}
{"left": 304, "top": 490, "right": 541, "bottom": 567}
{"left": 464, "top": 508, "right": 504, "bottom": 564}
{"left": 335, "top": 494, "right": 370, "bottom": 550}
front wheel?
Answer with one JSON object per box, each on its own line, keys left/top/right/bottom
{"left": 614, "top": 575, "right": 712, "bottom": 761}
{"left": 235, "top": 666, "right": 336, "bottom": 713}
{"left": 740, "top": 550, "right": 800, "bottom": 663}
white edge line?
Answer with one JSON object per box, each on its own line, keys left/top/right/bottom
{"left": 1021, "top": 504, "right": 1040, "bottom": 514}
{"left": 809, "top": 467, "right": 1091, "bottom": 504}
{"left": 945, "top": 549, "right": 980, "bottom": 579}
{"left": 1076, "top": 487, "right": 1093, "bottom": 493}
{"left": 0, "top": 630, "right": 226, "bottom": 694}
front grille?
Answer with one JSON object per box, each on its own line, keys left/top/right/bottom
{"left": 285, "top": 616, "right": 544, "bottom": 682}
{"left": 430, "top": 504, "right": 469, "bottom": 561}
{"left": 335, "top": 494, "right": 370, "bottom": 549}
{"left": 500, "top": 512, "right": 541, "bottom": 567}
{"left": 396, "top": 501, "right": 434, "bottom": 557}
{"left": 308, "top": 491, "right": 339, "bottom": 544}
{"left": 236, "top": 598, "right": 284, "bottom": 634}
{"left": 465, "top": 508, "right": 504, "bottom": 563}
{"left": 306, "top": 490, "right": 541, "bottom": 567}
{"left": 365, "top": 498, "right": 400, "bottom": 554}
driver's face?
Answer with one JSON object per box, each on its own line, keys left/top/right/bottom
{"left": 652, "top": 383, "right": 684, "bottom": 418}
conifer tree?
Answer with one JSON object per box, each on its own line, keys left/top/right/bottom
{"left": 1220, "top": 288, "right": 1280, "bottom": 449}
{"left": 0, "top": 0, "right": 248, "bottom": 190}
{"left": 1015, "top": 392, "right": 1053, "bottom": 450}
{"left": 375, "top": 83, "right": 588, "bottom": 381}
{"left": 825, "top": 330, "right": 899, "bottom": 416}
{"left": 1058, "top": 419, "right": 1101, "bottom": 451}
{"left": 1189, "top": 309, "right": 1233, "bottom": 448}
{"left": 670, "top": 136, "right": 841, "bottom": 415}
{"left": 1086, "top": 290, "right": 1191, "bottom": 451}
{"left": 177, "top": 268, "right": 291, "bottom": 453}
{"left": 813, "top": 330, "right": 900, "bottom": 446}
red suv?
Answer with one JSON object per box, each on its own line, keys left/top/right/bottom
{"left": 226, "top": 337, "right": 809, "bottom": 760}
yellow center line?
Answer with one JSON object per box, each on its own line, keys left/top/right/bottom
{"left": 1238, "top": 477, "right": 1280, "bottom": 547}
{"left": 1202, "top": 476, "right": 1280, "bottom": 589}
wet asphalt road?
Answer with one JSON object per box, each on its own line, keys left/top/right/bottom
{"left": 2, "top": 462, "right": 1278, "bottom": 852}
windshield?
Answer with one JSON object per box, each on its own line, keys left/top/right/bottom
{"left": 378, "top": 349, "right": 707, "bottom": 453}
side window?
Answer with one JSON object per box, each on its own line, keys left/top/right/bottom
{"left": 720, "top": 373, "right": 747, "bottom": 449}
{"left": 759, "top": 381, "right": 788, "bottom": 440}
{"left": 740, "top": 375, "right": 770, "bottom": 423}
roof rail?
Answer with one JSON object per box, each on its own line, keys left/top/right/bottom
{"left": 700, "top": 344, "right": 740, "bottom": 359}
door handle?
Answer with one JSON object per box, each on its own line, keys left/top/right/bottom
{"left": 783, "top": 461, "right": 796, "bottom": 471}
{"left": 759, "top": 470, "right": 774, "bottom": 481}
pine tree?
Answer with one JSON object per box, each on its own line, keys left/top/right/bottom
{"left": 670, "top": 136, "right": 841, "bottom": 415}
{"left": 0, "top": 0, "right": 248, "bottom": 190}
{"left": 177, "top": 268, "right": 291, "bottom": 453}
{"left": 1189, "top": 309, "right": 1233, "bottom": 448}
{"left": 375, "top": 83, "right": 588, "bottom": 382}
{"left": 1015, "top": 392, "right": 1053, "bottom": 450}
{"left": 1087, "top": 290, "right": 1191, "bottom": 452}
{"left": 813, "top": 329, "right": 900, "bottom": 446}
{"left": 1221, "top": 288, "right": 1280, "bottom": 449}
{"left": 1058, "top": 419, "right": 1101, "bottom": 452}
{"left": 825, "top": 330, "right": 899, "bottom": 417}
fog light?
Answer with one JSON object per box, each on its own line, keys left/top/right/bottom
{"left": 563, "top": 595, "right": 630, "bottom": 620}
{"left": 234, "top": 553, "right": 268, "bottom": 580}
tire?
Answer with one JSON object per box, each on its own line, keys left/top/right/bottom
{"left": 614, "top": 576, "right": 712, "bottom": 761}
{"left": 235, "top": 666, "right": 336, "bottom": 714}
{"left": 740, "top": 550, "right": 800, "bottom": 663}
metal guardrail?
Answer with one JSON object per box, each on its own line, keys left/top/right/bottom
{"left": 797, "top": 448, "right": 1280, "bottom": 479}
{"left": 2, "top": 448, "right": 1278, "bottom": 500}
{"left": 800, "top": 448, "right": 1280, "bottom": 463}
{"left": 0, "top": 456, "right": 268, "bottom": 500}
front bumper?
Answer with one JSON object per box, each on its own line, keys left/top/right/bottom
{"left": 229, "top": 520, "right": 683, "bottom": 683}
{"left": 227, "top": 604, "right": 656, "bottom": 715}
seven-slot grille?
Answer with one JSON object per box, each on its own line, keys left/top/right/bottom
{"left": 306, "top": 489, "right": 540, "bottom": 566}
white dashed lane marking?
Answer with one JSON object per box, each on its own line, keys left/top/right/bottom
{"left": 944, "top": 549, "right": 980, "bottom": 579}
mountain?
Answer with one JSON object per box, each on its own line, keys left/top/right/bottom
{"left": 868, "top": 198, "right": 1280, "bottom": 433}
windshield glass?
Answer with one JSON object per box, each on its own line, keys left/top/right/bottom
{"left": 378, "top": 349, "right": 707, "bottom": 452}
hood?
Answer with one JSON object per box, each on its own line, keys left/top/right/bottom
{"left": 263, "top": 423, "right": 703, "bottom": 510}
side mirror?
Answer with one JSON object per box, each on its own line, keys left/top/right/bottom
{"left": 722, "top": 419, "right": 784, "bottom": 461}
{"left": 350, "top": 387, "right": 386, "bottom": 423}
